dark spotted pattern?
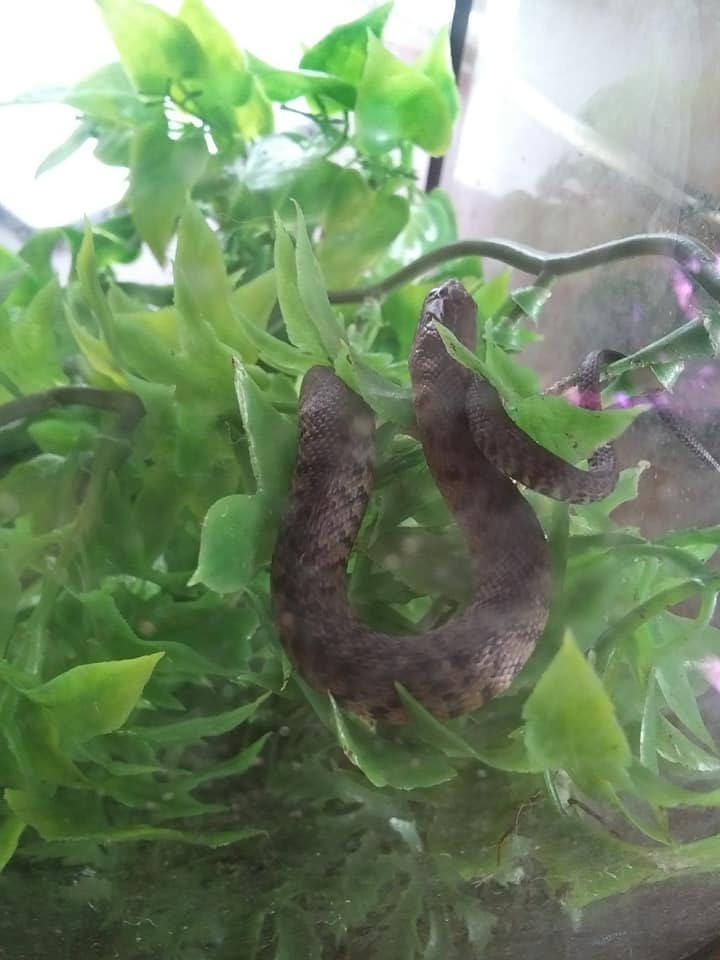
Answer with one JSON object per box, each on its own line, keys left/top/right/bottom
{"left": 271, "top": 281, "right": 617, "bottom": 722}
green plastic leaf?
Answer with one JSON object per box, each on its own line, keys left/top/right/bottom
{"left": 178, "top": 0, "right": 251, "bottom": 142}
{"left": 273, "top": 214, "right": 326, "bottom": 356}
{"left": 35, "top": 123, "right": 93, "bottom": 177}
{"left": 96, "top": 0, "right": 206, "bottom": 96}
{"left": 474, "top": 273, "right": 509, "bottom": 321}
{"left": 5, "top": 788, "right": 262, "bottom": 846}
{"left": 233, "top": 360, "right": 297, "bottom": 498}
{"left": 655, "top": 651, "right": 715, "bottom": 749}
{"left": 523, "top": 632, "right": 632, "bottom": 786}
{"left": 231, "top": 269, "right": 276, "bottom": 330}
{"left": 508, "top": 394, "right": 646, "bottom": 463}
{"left": 247, "top": 54, "right": 354, "bottom": 109}
{"left": 335, "top": 345, "right": 414, "bottom": 427}
{"left": 64, "top": 62, "right": 146, "bottom": 125}
{"left": 174, "top": 202, "right": 254, "bottom": 357}
{"left": 329, "top": 696, "right": 456, "bottom": 789}
{"left": 416, "top": 27, "right": 459, "bottom": 136}
{"left": 180, "top": 733, "right": 270, "bottom": 790}
{"left": 395, "top": 685, "right": 534, "bottom": 772}
{"left": 293, "top": 202, "right": 344, "bottom": 357}
{"left": 76, "top": 220, "right": 119, "bottom": 354}
{"left": 299, "top": 2, "right": 392, "bottom": 86}
{"left": 233, "top": 74, "right": 274, "bottom": 138}
{"left": 355, "top": 34, "right": 456, "bottom": 156}
{"left": 510, "top": 283, "right": 554, "bottom": 320}
{"left": 24, "top": 653, "right": 163, "bottom": 743}
{"left": 135, "top": 693, "right": 269, "bottom": 744}
{"left": 190, "top": 493, "right": 265, "bottom": 593}
{"left": 483, "top": 335, "right": 539, "bottom": 398}
{"left": 658, "top": 716, "right": 720, "bottom": 772}
{"left": 128, "top": 121, "right": 208, "bottom": 262}
{"left": 317, "top": 169, "right": 409, "bottom": 287}
{"left": 0, "top": 279, "right": 67, "bottom": 393}
{"left": 0, "top": 813, "right": 24, "bottom": 871}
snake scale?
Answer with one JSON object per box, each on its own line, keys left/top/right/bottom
{"left": 271, "top": 280, "right": 622, "bottom": 722}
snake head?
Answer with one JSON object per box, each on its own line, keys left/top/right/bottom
{"left": 422, "top": 280, "right": 478, "bottom": 349}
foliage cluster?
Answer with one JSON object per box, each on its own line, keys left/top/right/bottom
{"left": 2, "top": 2, "right": 720, "bottom": 955}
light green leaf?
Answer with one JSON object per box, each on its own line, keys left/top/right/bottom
{"left": 293, "top": 202, "right": 344, "bottom": 356}
{"left": 355, "top": 34, "right": 455, "bottom": 156}
{"left": 178, "top": 0, "right": 252, "bottom": 141}
{"left": 523, "top": 632, "right": 632, "bottom": 786}
{"left": 36, "top": 123, "right": 93, "bottom": 177}
{"left": 508, "top": 394, "right": 646, "bottom": 463}
{"left": 247, "top": 54, "right": 354, "bottom": 109}
{"left": 232, "top": 360, "right": 296, "bottom": 498}
{"left": 317, "top": 169, "right": 409, "bottom": 287}
{"left": 25, "top": 653, "right": 164, "bottom": 743}
{"left": 175, "top": 202, "right": 254, "bottom": 357}
{"left": 64, "top": 62, "right": 146, "bottom": 125}
{"left": 128, "top": 121, "right": 208, "bottom": 262}
{"left": 96, "top": 0, "right": 206, "bottom": 96}
{"left": 299, "top": 3, "right": 392, "bottom": 86}
{"left": 273, "top": 214, "right": 326, "bottom": 356}
{"left": 189, "top": 493, "right": 266, "bottom": 593}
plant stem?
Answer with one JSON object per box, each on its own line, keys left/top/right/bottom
{"left": 327, "top": 233, "right": 720, "bottom": 304}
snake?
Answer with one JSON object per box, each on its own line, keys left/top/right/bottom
{"left": 270, "top": 280, "right": 625, "bottom": 723}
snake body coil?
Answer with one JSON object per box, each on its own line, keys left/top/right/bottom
{"left": 271, "top": 281, "right": 618, "bottom": 722}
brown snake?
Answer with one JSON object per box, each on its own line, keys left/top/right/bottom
{"left": 271, "top": 280, "right": 622, "bottom": 722}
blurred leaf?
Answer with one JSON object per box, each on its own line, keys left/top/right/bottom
{"left": 356, "top": 34, "right": 456, "bottom": 156}
{"left": 0, "top": 279, "right": 67, "bottom": 393}
{"left": 275, "top": 907, "right": 322, "bottom": 960}
{"left": 178, "top": 0, "right": 252, "bottom": 142}
{"left": 655, "top": 652, "right": 716, "bottom": 749}
{"left": 64, "top": 62, "right": 145, "bottom": 124}
{"left": 128, "top": 121, "right": 208, "bottom": 262}
{"left": 135, "top": 692, "right": 269, "bottom": 744}
{"left": 96, "top": 0, "right": 205, "bottom": 96}
{"left": 300, "top": 3, "right": 392, "bottom": 86}
{"left": 317, "top": 170, "right": 408, "bottom": 287}
{"left": 35, "top": 123, "right": 93, "bottom": 177}
{"left": 233, "top": 74, "right": 274, "bottom": 138}
{"left": 293, "top": 202, "right": 344, "bottom": 356}
{"left": 247, "top": 54, "right": 354, "bottom": 109}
